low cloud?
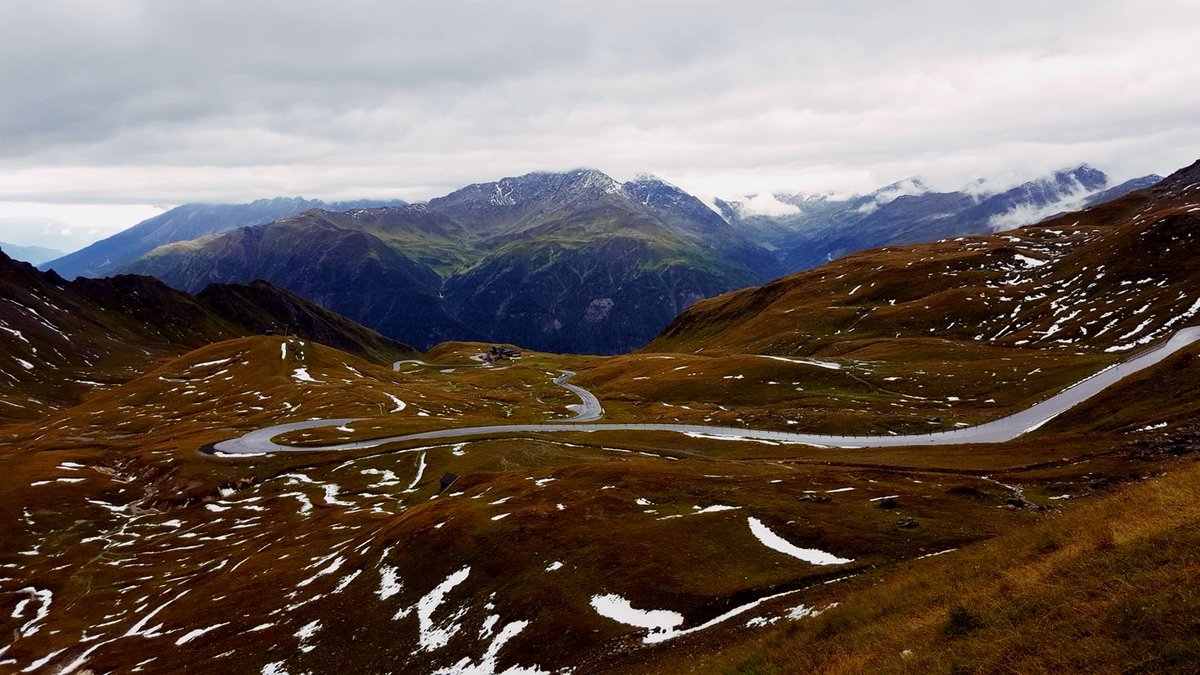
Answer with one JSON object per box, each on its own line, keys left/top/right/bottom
{"left": 738, "top": 193, "right": 802, "bottom": 217}
{"left": 987, "top": 177, "right": 1101, "bottom": 231}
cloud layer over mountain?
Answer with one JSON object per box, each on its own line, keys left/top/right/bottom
{"left": 0, "top": 0, "right": 1197, "bottom": 245}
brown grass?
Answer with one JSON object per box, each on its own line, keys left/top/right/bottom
{"left": 623, "top": 453, "right": 1200, "bottom": 674}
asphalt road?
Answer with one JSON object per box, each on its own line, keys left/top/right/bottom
{"left": 209, "top": 326, "right": 1200, "bottom": 456}
{"left": 555, "top": 370, "right": 604, "bottom": 422}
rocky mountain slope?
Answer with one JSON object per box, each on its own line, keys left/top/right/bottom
{"left": 0, "top": 251, "right": 415, "bottom": 422}
{"left": 42, "top": 196, "right": 407, "bottom": 280}
{"left": 650, "top": 161, "right": 1198, "bottom": 356}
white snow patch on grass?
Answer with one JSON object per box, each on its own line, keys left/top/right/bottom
{"left": 190, "top": 357, "right": 234, "bottom": 369}
{"left": 683, "top": 431, "right": 779, "bottom": 445}
{"left": 322, "top": 484, "right": 352, "bottom": 506}
{"left": 174, "top": 622, "right": 228, "bottom": 645}
{"left": 379, "top": 566, "right": 403, "bottom": 600}
{"left": 590, "top": 594, "right": 683, "bottom": 634}
{"left": 14, "top": 587, "right": 52, "bottom": 637}
{"left": 295, "top": 619, "right": 320, "bottom": 653}
{"left": 747, "top": 517, "right": 853, "bottom": 565}
{"left": 404, "top": 452, "right": 427, "bottom": 492}
{"left": 1014, "top": 253, "right": 1047, "bottom": 268}
{"left": 414, "top": 566, "right": 471, "bottom": 651}
{"left": 756, "top": 355, "right": 842, "bottom": 370}
{"left": 432, "top": 618, "right": 549, "bottom": 675}
{"left": 336, "top": 564, "right": 362, "bottom": 590}
{"left": 693, "top": 504, "right": 739, "bottom": 514}
{"left": 386, "top": 394, "right": 407, "bottom": 413}
{"left": 292, "top": 367, "right": 319, "bottom": 383}
{"left": 787, "top": 602, "right": 837, "bottom": 620}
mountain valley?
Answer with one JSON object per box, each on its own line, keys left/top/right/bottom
{"left": 2, "top": 159, "right": 1199, "bottom": 673}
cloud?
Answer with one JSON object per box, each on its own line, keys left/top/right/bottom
{"left": 738, "top": 193, "right": 802, "bottom": 217}
{"left": 0, "top": 0, "right": 1196, "bottom": 247}
{"left": 986, "top": 176, "right": 1101, "bottom": 231}
{"left": 0, "top": 203, "right": 165, "bottom": 250}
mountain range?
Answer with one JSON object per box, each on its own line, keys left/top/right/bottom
{"left": 0, "top": 241, "right": 64, "bottom": 265}
{"left": 712, "top": 166, "right": 1161, "bottom": 270}
{"left": 42, "top": 165, "right": 1160, "bottom": 354}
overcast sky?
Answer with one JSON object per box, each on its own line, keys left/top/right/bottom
{"left": 1, "top": 0, "right": 1198, "bottom": 250}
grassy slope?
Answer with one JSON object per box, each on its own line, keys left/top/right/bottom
{"left": 2, "top": 335, "right": 1199, "bottom": 673}
{"left": 628, "top": 442, "right": 1200, "bottom": 675}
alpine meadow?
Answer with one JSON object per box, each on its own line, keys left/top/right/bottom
{"left": 2, "top": 2, "right": 1200, "bottom": 674}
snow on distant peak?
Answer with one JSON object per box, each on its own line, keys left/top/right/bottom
{"left": 631, "top": 172, "right": 677, "bottom": 188}
{"left": 871, "top": 177, "right": 930, "bottom": 204}
{"left": 489, "top": 184, "right": 516, "bottom": 207}
{"left": 572, "top": 169, "right": 624, "bottom": 195}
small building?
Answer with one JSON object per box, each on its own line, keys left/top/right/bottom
{"left": 488, "top": 345, "right": 522, "bottom": 360}
{"left": 438, "top": 473, "right": 459, "bottom": 493}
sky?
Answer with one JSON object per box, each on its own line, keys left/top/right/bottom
{"left": 0, "top": 0, "right": 1198, "bottom": 251}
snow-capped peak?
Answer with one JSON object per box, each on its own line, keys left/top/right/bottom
{"left": 870, "top": 177, "right": 931, "bottom": 204}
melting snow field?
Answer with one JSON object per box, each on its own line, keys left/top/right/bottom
{"left": 747, "top": 517, "right": 853, "bottom": 566}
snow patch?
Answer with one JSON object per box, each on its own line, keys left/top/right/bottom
{"left": 414, "top": 566, "right": 471, "bottom": 651}
{"left": 378, "top": 566, "right": 403, "bottom": 600}
{"left": 590, "top": 594, "right": 684, "bottom": 634}
{"left": 756, "top": 355, "right": 842, "bottom": 370}
{"left": 747, "top": 517, "right": 853, "bottom": 565}
{"left": 292, "top": 367, "right": 319, "bottom": 383}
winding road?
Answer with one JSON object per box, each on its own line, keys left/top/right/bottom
{"left": 554, "top": 370, "right": 604, "bottom": 422}
{"left": 209, "top": 326, "right": 1200, "bottom": 456}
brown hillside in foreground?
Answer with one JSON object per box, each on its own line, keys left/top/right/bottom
{"left": 649, "top": 160, "right": 1200, "bottom": 357}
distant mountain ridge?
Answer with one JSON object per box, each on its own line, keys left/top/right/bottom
{"left": 42, "top": 196, "right": 407, "bottom": 280}
{"left": 0, "top": 241, "right": 64, "bottom": 265}
{"left": 74, "top": 164, "right": 1160, "bottom": 354}
{"left": 714, "top": 165, "right": 1161, "bottom": 270}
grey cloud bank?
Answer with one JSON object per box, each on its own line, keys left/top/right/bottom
{"left": 0, "top": 0, "right": 1197, "bottom": 248}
